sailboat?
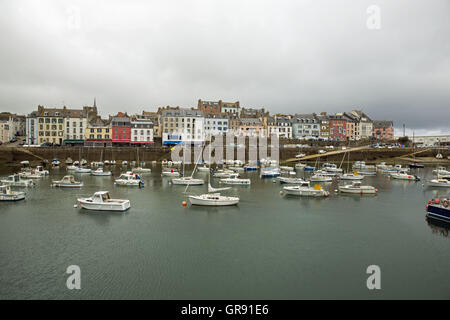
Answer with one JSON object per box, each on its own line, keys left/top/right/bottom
{"left": 340, "top": 147, "right": 364, "bottom": 180}
{"left": 187, "top": 137, "right": 239, "bottom": 206}
{"left": 171, "top": 143, "right": 204, "bottom": 186}
{"left": 409, "top": 131, "right": 424, "bottom": 168}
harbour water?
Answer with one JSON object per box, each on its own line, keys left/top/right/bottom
{"left": 0, "top": 165, "right": 449, "bottom": 299}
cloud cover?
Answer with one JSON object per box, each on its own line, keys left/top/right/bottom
{"left": 0, "top": 0, "right": 449, "bottom": 133}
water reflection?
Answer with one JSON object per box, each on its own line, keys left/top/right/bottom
{"left": 426, "top": 217, "right": 450, "bottom": 238}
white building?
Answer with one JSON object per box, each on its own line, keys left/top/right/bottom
{"left": 204, "top": 113, "right": 229, "bottom": 137}
{"left": 26, "top": 111, "right": 38, "bottom": 145}
{"left": 409, "top": 135, "right": 450, "bottom": 147}
{"left": 351, "top": 110, "right": 373, "bottom": 140}
{"left": 162, "top": 108, "right": 205, "bottom": 145}
{"left": 130, "top": 116, "right": 154, "bottom": 145}
{"left": 267, "top": 116, "right": 293, "bottom": 139}
{"left": 292, "top": 114, "right": 320, "bottom": 140}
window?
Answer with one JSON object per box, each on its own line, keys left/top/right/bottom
{"left": 97, "top": 135, "right": 102, "bottom": 139}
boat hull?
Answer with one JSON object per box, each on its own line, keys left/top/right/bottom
{"left": 188, "top": 195, "right": 239, "bottom": 206}
{"left": 339, "top": 186, "right": 376, "bottom": 194}
{"left": 283, "top": 187, "right": 329, "bottom": 197}
{"left": 426, "top": 204, "right": 450, "bottom": 221}
{"left": 78, "top": 200, "right": 130, "bottom": 212}
{"left": 0, "top": 193, "right": 25, "bottom": 201}
{"left": 53, "top": 182, "right": 83, "bottom": 188}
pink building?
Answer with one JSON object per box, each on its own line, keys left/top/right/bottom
{"left": 373, "top": 120, "right": 394, "bottom": 140}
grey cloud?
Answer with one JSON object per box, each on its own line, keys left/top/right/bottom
{"left": 0, "top": 0, "right": 449, "bottom": 133}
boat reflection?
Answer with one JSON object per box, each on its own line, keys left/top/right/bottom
{"left": 426, "top": 217, "right": 450, "bottom": 238}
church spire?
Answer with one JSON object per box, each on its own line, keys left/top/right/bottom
{"left": 93, "top": 97, "right": 97, "bottom": 108}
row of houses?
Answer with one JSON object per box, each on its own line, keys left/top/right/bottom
{"left": 11, "top": 98, "right": 394, "bottom": 146}
{"left": 0, "top": 112, "right": 26, "bottom": 143}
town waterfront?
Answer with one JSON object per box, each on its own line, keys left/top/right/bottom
{"left": 0, "top": 166, "right": 449, "bottom": 299}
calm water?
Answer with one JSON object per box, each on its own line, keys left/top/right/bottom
{"left": 0, "top": 165, "right": 449, "bottom": 299}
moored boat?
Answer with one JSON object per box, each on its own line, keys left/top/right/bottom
{"left": 390, "top": 170, "right": 420, "bottom": 181}
{"left": 1, "top": 174, "right": 35, "bottom": 187}
{"left": 426, "top": 198, "right": 450, "bottom": 221}
{"left": 339, "top": 181, "right": 377, "bottom": 194}
{"left": 161, "top": 168, "right": 181, "bottom": 177}
{"left": 339, "top": 172, "right": 364, "bottom": 181}
{"left": 52, "top": 175, "right": 83, "bottom": 188}
{"left": 114, "top": 172, "right": 144, "bottom": 186}
{"left": 77, "top": 191, "right": 130, "bottom": 212}
{"left": 310, "top": 173, "right": 333, "bottom": 182}
{"left": 171, "top": 177, "right": 205, "bottom": 185}
{"left": 92, "top": 168, "right": 112, "bottom": 176}
{"left": 0, "top": 185, "right": 25, "bottom": 201}
{"left": 75, "top": 167, "right": 92, "bottom": 173}
{"left": 188, "top": 193, "right": 239, "bottom": 206}
{"left": 427, "top": 178, "right": 450, "bottom": 187}
{"left": 132, "top": 167, "right": 152, "bottom": 174}
{"left": 220, "top": 177, "right": 251, "bottom": 185}
{"left": 283, "top": 181, "right": 330, "bottom": 197}
{"left": 260, "top": 168, "right": 281, "bottom": 178}
{"left": 278, "top": 177, "right": 306, "bottom": 184}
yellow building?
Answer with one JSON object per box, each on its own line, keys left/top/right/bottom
{"left": 36, "top": 106, "right": 65, "bottom": 145}
{"left": 84, "top": 117, "right": 112, "bottom": 147}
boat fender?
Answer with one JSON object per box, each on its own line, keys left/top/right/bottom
{"left": 443, "top": 200, "right": 449, "bottom": 208}
{"left": 375, "top": 189, "right": 378, "bottom": 193}
{"left": 434, "top": 198, "right": 440, "bottom": 204}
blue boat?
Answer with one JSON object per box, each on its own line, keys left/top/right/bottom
{"left": 426, "top": 198, "right": 450, "bottom": 221}
{"left": 244, "top": 165, "right": 258, "bottom": 171}
{"left": 260, "top": 168, "right": 281, "bottom": 178}
{"left": 304, "top": 166, "right": 315, "bottom": 171}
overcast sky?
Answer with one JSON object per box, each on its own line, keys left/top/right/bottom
{"left": 0, "top": 0, "right": 449, "bottom": 135}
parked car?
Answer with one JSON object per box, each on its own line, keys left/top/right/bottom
{"left": 318, "top": 149, "right": 326, "bottom": 154}
{"left": 40, "top": 142, "right": 54, "bottom": 147}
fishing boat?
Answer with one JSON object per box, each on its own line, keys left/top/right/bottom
{"left": 283, "top": 181, "right": 330, "bottom": 197}
{"left": 260, "top": 168, "right": 281, "bottom": 178}
{"left": 114, "top": 172, "right": 144, "bottom": 186}
{"left": 172, "top": 177, "right": 205, "bottom": 185}
{"left": 390, "top": 170, "right": 420, "bottom": 181}
{"left": 310, "top": 174, "right": 333, "bottom": 182}
{"left": 426, "top": 198, "right": 450, "bottom": 221}
{"left": 52, "top": 175, "right": 83, "bottom": 188}
{"left": 162, "top": 168, "right": 181, "bottom": 177}
{"left": 278, "top": 177, "right": 306, "bottom": 184}
{"left": 92, "top": 168, "right": 112, "bottom": 176}
{"left": 132, "top": 167, "right": 152, "bottom": 174}
{"left": 1, "top": 174, "right": 35, "bottom": 187}
{"left": 220, "top": 177, "right": 251, "bottom": 185}
{"left": 433, "top": 167, "right": 450, "bottom": 176}
{"left": 0, "top": 185, "right": 25, "bottom": 201}
{"left": 427, "top": 178, "right": 450, "bottom": 187}
{"left": 77, "top": 191, "right": 130, "bottom": 212}
{"left": 340, "top": 172, "right": 364, "bottom": 181}
{"left": 75, "top": 167, "right": 92, "bottom": 173}
{"left": 339, "top": 181, "right": 377, "bottom": 194}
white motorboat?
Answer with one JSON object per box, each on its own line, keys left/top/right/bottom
{"left": 339, "top": 181, "right": 377, "bottom": 194}
{"left": 323, "top": 163, "right": 343, "bottom": 173}
{"left": 310, "top": 174, "right": 333, "bottom": 182}
{"left": 0, "top": 185, "right": 25, "bottom": 201}
{"left": 114, "top": 172, "right": 144, "bottom": 186}
{"left": 104, "top": 160, "right": 110, "bottom": 165}
{"left": 283, "top": 181, "right": 330, "bottom": 197}
{"left": 132, "top": 167, "right": 152, "bottom": 174}
{"left": 171, "top": 177, "right": 205, "bottom": 185}
{"left": 1, "top": 174, "right": 35, "bottom": 187}
{"left": 433, "top": 167, "right": 450, "bottom": 176}
{"left": 228, "top": 166, "right": 245, "bottom": 172}
{"left": 91, "top": 161, "right": 103, "bottom": 167}
{"left": 35, "top": 166, "right": 49, "bottom": 176}
{"left": 358, "top": 170, "right": 377, "bottom": 176}
{"left": 376, "top": 162, "right": 393, "bottom": 170}
{"left": 340, "top": 172, "right": 364, "bottom": 180}
{"left": 52, "top": 175, "right": 83, "bottom": 188}
{"left": 260, "top": 168, "right": 281, "bottom": 178}
{"left": 92, "top": 168, "right": 112, "bottom": 176}
{"left": 280, "top": 166, "right": 294, "bottom": 172}
{"left": 122, "top": 160, "right": 128, "bottom": 166}
{"left": 213, "top": 170, "right": 239, "bottom": 178}
{"left": 67, "top": 165, "right": 77, "bottom": 171}
{"left": 278, "top": 177, "right": 306, "bottom": 184}
{"left": 162, "top": 168, "right": 181, "bottom": 177}
{"left": 73, "top": 161, "right": 80, "bottom": 166}
{"left": 390, "top": 170, "right": 420, "bottom": 181}
{"left": 197, "top": 165, "right": 210, "bottom": 172}
{"left": 77, "top": 191, "right": 130, "bottom": 211}
{"left": 244, "top": 164, "right": 259, "bottom": 171}
{"left": 188, "top": 193, "right": 239, "bottom": 206}
{"left": 295, "top": 163, "right": 307, "bottom": 170}
{"left": 19, "top": 171, "right": 41, "bottom": 179}
{"left": 75, "top": 167, "right": 92, "bottom": 173}
{"left": 52, "top": 158, "right": 60, "bottom": 167}
{"left": 428, "top": 178, "right": 450, "bottom": 188}
{"left": 295, "top": 153, "right": 306, "bottom": 158}
{"left": 220, "top": 177, "right": 251, "bottom": 185}
{"left": 65, "top": 157, "right": 73, "bottom": 165}
{"left": 80, "top": 159, "right": 88, "bottom": 166}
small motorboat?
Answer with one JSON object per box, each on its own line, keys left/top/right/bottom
{"left": 104, "top": 160, "right": 110, "bottom": 165}
{"left": 339, "top": 181, "right": 377, "bottom": 194}
{"left": 295, "top": 163, "right": 306, "bottom": 170}
{"left": 220, "top": 177, "right": 251, "bottom": 185}
{"left": 303, "top": 165, "right": 315, "bottom": 172}
{"left": 278, "top": 177, "right": 306, "bottom": 184}
{"left": 91, "top": 161, "right": 103, "bottom": 167}
{"left": 283, "top": 181, "right": 330, "bottom": 197}
{"left": 390, "top": 170, "right": 420, "bottom": 181}
{"left": 114, "top": 172, "right": 144, "bottom": 186}
{"left": 427, "top": 178, "right": 450, "bottom": 188}
{"left": 171, "top": 177, "right": 205, "bottom": 185}
{"left": 67, "top": 165, "right": 77, "bottom": 171}
{"left": 197, "top": 165, "right": 210, "bottom": 172}
{"left": 244, "top": 164, "right": 259, "bottom": 171}
{"left": 35, "top": 166, "right": 49, "bottom": 176}
{"left": 188, "top": 193, "right": 239, "bottom": 206}
{"left": 73, "top": 161, "right": 80, "bottom": 167}
{"left": 260, "top": 168, "right": 281, "bottom": 178}
{"left": 340, "top": 172, "right": 364, "bottom": 181}
{"left": 213, "top": 170, "right": 239, "bottom": 178}
{"left": 77, "top": 191, "right": 130, "bottom": 212}
{"left": 310, "top": 174, "right": 333, "bottom": 182}
{"left": 426, "top": 198, "right": 450, "bottom": 221}
{"left": 376, "top": 162, "right": 393, "bottom": 170}
{"left": 280, "top": 166, "right": 294, "bottom": 172}
{"left": 323, "top": 163, "right": 343, "bottom": 173}
{"left": 0, "top": 185, "right": 25, "bottom": 201}
{"left": 161, "top": 168, "right": 181, "bottom": 177}
{"left": 52, "top": 158, "right": 60, "bottom": 167}
{"left": 52, "top": 175, "right": 83, "bottom": 188}
{"left": 19, "top": 171, "right": 41, "bottom": 179}
{"left": 65, "top": 157, "right": 73, "bottom": 165}
{"left": 122, "top": 160, "right": 128, "bottom": 166}
{"left": 92, "top": 168, "right": 112, "bottom": 176}
{"left": 75, "top": 167, "right": 92, "bottom": 173}
{"left": 132, "top": 167, "right": 152, "bottom": 174}
{"left": 433, "top": 167, "right": 450, "bottom": 176}
{"left": 409, "top": 162, "right": 424, "bottom": 169}
{"left": 1, "top": 174, "right": 35, "bottom": 187}
{"left": 80, "top": 159, "right": 88, "bottom": 166}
